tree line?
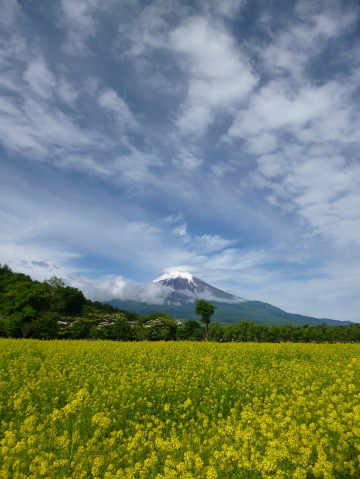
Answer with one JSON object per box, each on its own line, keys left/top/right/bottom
{"left": 1, "top": 264, "right": 359, "bottom": 342}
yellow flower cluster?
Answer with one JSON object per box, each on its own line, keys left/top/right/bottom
{"left": 0, "top": 339, "right": 359, "bottom": 478}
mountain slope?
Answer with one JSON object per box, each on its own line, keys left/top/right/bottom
{"left": 152, "top": 271, "right": 243, "bottom": 303}
{"left": 108, "top": 271, "right": 349, "bottom": 327}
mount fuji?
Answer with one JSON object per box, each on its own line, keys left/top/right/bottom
{"left": 152, "top": 271, "right": 244, "bottom": 303}
{"left": 108, "top": 271, "right": 347, "bottom": 326}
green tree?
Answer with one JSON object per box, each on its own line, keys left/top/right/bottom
{"left": 208, "top": 322, "right": 223, "bottom": 341}
{"left": 44, "top": 276, "right": 86, "bottom": 316}
{"left": 177, "top": 320, "right": 203, "bottom": 340}
{"left": 139, "top": 313, "right": 179, "bottom": 341}
{"left": 2, "top": 281, "right": 50, "bottom": 337}
{"left": 69, "top": 319, "right": 91, "bottom": 339}
{"left": 223, "top": 324, "right": 236, "bottom": 342}
{"left": 234, "top": 320, "right": 257, "bottom": 342}
{"left": 31, "top": 312, "right": 59, "bottom": 339}
{"left": 61, "top": 287, "right": 86, "bottom": 316}
{"left": 111, "top": 313, "right": 133, "bottom": 340}
{"left": 44, "top": 276, "right": 66, "bottom": 312}
{"left": 195, "top": 299, "right": 215, "bottom": 340}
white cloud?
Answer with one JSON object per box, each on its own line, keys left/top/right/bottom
{"left": 171, "top": 16, "right": 257, "bottom": 135}
{"left": 70, "top": 272, "right": 242, "bottom": 305}
{"left": 199, "top": 0, "right": 246, "bottom": 19}
{"left": 172, "top": 147, "right": 203, "bottom": 171}
{"left": 202, "top": 248, "right": 270, "bottom": 272}
{"left": 193, "top": 235, "right": 238, "bottom": 254}
{"left": 169, "top": 216, "right": 238, "bottom": 254}
{"left": 221, "top": 2, "right": 360, "bottom": 258}
{"left": 245, "top": 260, "right": 360, "bottom": 322}
{"left": 117, "top": 4, "right": 171, "bottom": 57}
{"left": 24, "top": 58, "right": 56, "bottom": 99}
{"left": 246, "top": 132, "right": 278, "bottom": 155}
{"left": 56, "top": 154, "right": 113, "bottom": 178}
{"left": 113, "top": 147, "right": 163, "bottom": 185}
{"left": 70, "top": 275, "right": 171, "bottom": 304}
{"left": 57, "top": 77, "right": 80, "bottom": 104}
{"left": 98, "top": 88, "right": 138, "bottom": 130}
{"left": 260, "top": 0, "right": 359, "bottom": 80}
{"left": 256, "top": 154, "right": 286, "bottom": 179}
{"left": 0, "top": 0, "right": 20, "bottom": 26}
{"left": 210, "top": 162, "right": 236, "bottom": 178}
{"left": 252, "top": 148, "right": 360, "bottom": 248}
{"left": 0, "top": 94, "right": 105, "bottom": 159}
{"left": 228, "top": 79, "right": 352, "bottom": 141}
{"left": 173, "top": 223, "right": 188, "bottom": 239}
{"left": 1, "top": 242, "right": 81, "bottom": 282}
{"left": 60, "top": 0, "right": 98, "bottom": 54}
{"left": 0, "top": 42, "right": 111, "bottom": 168}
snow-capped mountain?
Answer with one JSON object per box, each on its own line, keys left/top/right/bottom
{"left": 152, "top": 271, "right": 244, "bottom": 303}
{"left": 107, "top": 271, "right": 346, "bottom": 327}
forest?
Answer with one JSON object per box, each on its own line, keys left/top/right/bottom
{"left": 1, "top": 264, "right": 359, "bottom": 342}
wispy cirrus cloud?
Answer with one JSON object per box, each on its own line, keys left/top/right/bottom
{"left": 221, "top": 0, "right": 360, "bottom": 255}
{"left": 98, "top": 88, "right": 139, "bottom": 131}
{"left": 1, "top": 0, "right": 360, "bottom": 322}
{"left": 198, "top": 0, "right": 246, "bottom": 19}
{"left": 259, "top": 0, "right": 358, "bottom": 81}
{"left": 24, "top": 57, "right": 57, "bottom": 99}
{"left": 171, "top": 15, "right": 257, "bottom": 136}
{"left": 59, "top": 0, "right": 99, "bottom": 55}
{"left": 168, "top": 216, "right": 238, "bottom": 254}
{"left": 0, "top": 0, "right": 20, "bottom": 26}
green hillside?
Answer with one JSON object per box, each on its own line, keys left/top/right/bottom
{"left": 107, "top": 299, "right": 350, "bottom": 327}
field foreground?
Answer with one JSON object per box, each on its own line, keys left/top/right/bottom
{"left": 0, "top": 340, "right": 359, "bottom": 479}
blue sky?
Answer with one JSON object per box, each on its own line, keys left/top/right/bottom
{"left": 1, "top": 0, "right": 360, "bottom": 322}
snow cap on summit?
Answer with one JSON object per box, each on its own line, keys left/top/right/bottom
{"left": 153, "top": 271, "right": 194, "bottom": 284}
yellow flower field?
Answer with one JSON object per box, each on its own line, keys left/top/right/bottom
{"left": 0, "top": 339, "right": 359, "bottom": 479}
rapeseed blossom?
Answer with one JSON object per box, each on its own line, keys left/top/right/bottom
{"left": 0, "top": 339, "right": 359, "bottom": 478}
